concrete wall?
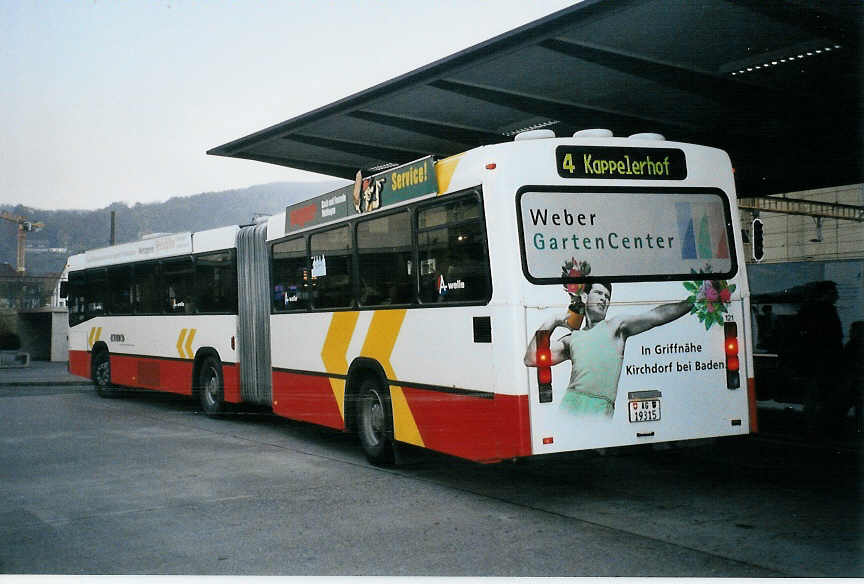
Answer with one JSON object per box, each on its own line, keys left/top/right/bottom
{"left": 14, "top": 309, "right": 69, "bottom": 362}
{"left": 741, "top": 183, "right": 864, "bottom": 263}
{"left": 17, "top": 312, "right": 51, "bottom": 360}
{"left": 51, "top": 311, "right": 68, "bottom": 362}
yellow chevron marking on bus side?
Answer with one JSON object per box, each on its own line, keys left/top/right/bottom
{"left": 321, "top": 311, "right": 360, "bottom": 421}
{"left": 388, "top": 386, "right": 423, "bottom": 446}
{"left": 360, "top": 310, "right": 424, "bottom": 447}
{"left": 434, "top": 153, "right": 463, "bottom": 195}
{"left": 184, "top": 328, "right": 196, "bottom": 359}
{"left": 176, "top": 329, "right": 188, "bottom": 358}
{"left": 88, "top": 326, "right": 102, "bottom": 349}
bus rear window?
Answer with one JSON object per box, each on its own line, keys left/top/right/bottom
{"left": 518, "top": 187, "right": 735, "bottom": 282}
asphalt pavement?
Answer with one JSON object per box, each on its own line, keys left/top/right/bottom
{"left": 1, "top": 360, "right": 861, "bottom": 576}
{"left": 0, "top": 360, "right": 87, "bottom": 386}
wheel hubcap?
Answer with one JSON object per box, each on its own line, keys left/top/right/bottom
{"left": 204, "top": 369, "right": 218, "bottom": 406}
{"left": 363, "top": 389, "right": 385, "bottom": 446}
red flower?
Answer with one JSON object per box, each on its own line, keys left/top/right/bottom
{"left": 564, "top": 269, "right": 585, "bottom": 294}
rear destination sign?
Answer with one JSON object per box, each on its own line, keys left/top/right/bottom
{"left": 556, "top": 146, "right": 687, "bottom": 180}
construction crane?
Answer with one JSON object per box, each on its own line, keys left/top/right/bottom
{"left": 0, "top": 211, "right": 45, "bottom": 274}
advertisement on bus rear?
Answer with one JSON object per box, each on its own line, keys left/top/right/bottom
{"left": 519, "top": 186, "right": 747, "bottom": 452}
{"left": 523, "top": 275, "right": 748, "bottom": 452}
{"left": 517, "top": 187, "right": 736, "bottom": 283}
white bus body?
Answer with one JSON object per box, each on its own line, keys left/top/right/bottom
{"left": 67, "top": 132, "right": 755, "bottom": 463}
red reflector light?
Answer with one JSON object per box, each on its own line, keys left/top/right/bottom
{"left": 725, "top": 338, "right": 738, "bottom": 355}
{"left": 535, "top": 330, "right": 554, "bottom": 402}
{"left": 723, "top": 321, "right": 741, "bottom": 389}
{"left": 538, "top": 367, "right": 552, "bottom": 385}
{"left": 542, "top": 437, "right": 554, "bottom": 445}
{"left": 535, "top": 330, "right": 552, "bottom": 367}
{"left": 485, "top": 163, "right": 497, "bottom": 170}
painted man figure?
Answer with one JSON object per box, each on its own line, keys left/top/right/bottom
{"left": 524, "top": 281, "right": 691, "bottom": 416}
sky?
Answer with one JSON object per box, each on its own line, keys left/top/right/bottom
{"left": 1, "top": 0, "right": 577, "bottom": 210}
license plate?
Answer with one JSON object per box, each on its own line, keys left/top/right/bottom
{"left": 629, "top": 399, "right": 661, "bottom": 422}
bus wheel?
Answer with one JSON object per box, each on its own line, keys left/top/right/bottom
{"left": 93, "top": 351, "right": 118, "bottom": 398}
{"left": 198, "top": 356, "right": 225, "bottom": 416}
{"left": 357, "top": 377, "right": 395, "bottom": 466}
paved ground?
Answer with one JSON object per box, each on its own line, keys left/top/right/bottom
{"left": 0, "top": 362, "right": 861, "bottom": 576}
{"left": 0, "top": 360, "right": 86, "bottom": 386}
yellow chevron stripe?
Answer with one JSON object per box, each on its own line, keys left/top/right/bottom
{"left": 389, "top": 386, "right": 423, "bottom": 446}
{"left": 88, "top": 326, "right": 102, "bottom": 349}
{"left": 176, "top": 329, "right": 187, "bottom": 358}
{"left": 434, "top": 153, "right": 463, "bottom": 195}
{"left": 360, "top": 310, "right": 424, "bottom": 447}
{"left": 184, "top": 328, "right": 196, "bottom": 359}
{"left": 321, "top": 311, "right": 360, "bottom": 421}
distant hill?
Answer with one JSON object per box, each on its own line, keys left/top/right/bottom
{"left": 1, "top": 181, "right": 346, "bottom": 275}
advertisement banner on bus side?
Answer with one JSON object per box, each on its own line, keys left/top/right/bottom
{"left": 85, "top": 232, "right": 193, "bottom": 268}
{"left": 285, "top": 156, "right": 437, "bottom": 235}
{"left": 350, "top": 156, "right": 436, "bottom": 215}
{"left": 285, "top": 185, "right": 353, "bottom": 233}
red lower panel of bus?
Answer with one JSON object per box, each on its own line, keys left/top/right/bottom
{"left": 401, "top": 387, "right": 531, "bottom": 462}
{"left": 269, "top": 371, "right": 531, "bottom": 461}
{"left": 111, "top": 355, "right": 195, "bottom": 395}
{"left": 271, "top": 370, "right": 345, "bottom": 431}
{"left": 67, "top": 350, "right": 240, "bottom": 401}
{"left": 68, "top": 350, "right": 90, "bottom": 379}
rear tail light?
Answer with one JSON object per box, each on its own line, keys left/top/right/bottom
{"left": 724, "top": 322, "right": 740, "bottom": 389}
{"left": 535, "top": 330, "right": 553, "bottom": 403}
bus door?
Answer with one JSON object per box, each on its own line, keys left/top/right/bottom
{"left": 517, "top": 186, "right": 751, "bottom": 454}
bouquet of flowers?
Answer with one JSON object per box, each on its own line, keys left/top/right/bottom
{"left": 683, "top": 269, "right": 735, "bottom": 330}
{"left": 562, "top": 259, "right": 591, "bottom": 328}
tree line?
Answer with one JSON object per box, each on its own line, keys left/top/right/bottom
{"left": 0, "top": 181, "right": 345, "bottom": 275}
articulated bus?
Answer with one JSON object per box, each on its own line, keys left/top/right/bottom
{"left": 67, "top": 129, "right": 756, "bottom": 464}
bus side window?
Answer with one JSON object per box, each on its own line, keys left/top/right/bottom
{"left": 86, "top": 269, "right": 107, "bottom": 319}
{"left": 163, "top": 257, "right": 195, "bottom": 314}
{"left": 309, "top": 225, "right": 353, "bottom": 309}
{"left": 107, "top": 265, "right": 133, "bottom": 315}
{"left": 133, "top": 261, "right": 161, "bottom": 314}
{"left": 196, "top": 251, "right": 237, "bottom": 314}
{"left": 272, "top": 237, "right": 307, "bottom": 311}
{"left": 417, "top": 196, "right": 490, "bottom": 304}
{"left": 357, "top": 210, "right": 413, "bottom": 306}
{"left": 68, "top": 270, "right": 87, "bottom": 325}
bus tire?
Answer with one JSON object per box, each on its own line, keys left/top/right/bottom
{"left": 357, "top": 377, "right": 395, "bottom": 466}
{"left": 198, "top": 356, "right": 226, "bottom": 416}
{"left": 92, "top": 350, "right": 118, "bottom": 398}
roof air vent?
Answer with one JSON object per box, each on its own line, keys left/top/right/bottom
{"left": 628, "top": 132, "right": 665, "bottom": 141}
{"left": 573, "top": 129, "right": 613, "bottom": 138}
{"left": 514, "top": 129, "right": 556, "bottom": 141}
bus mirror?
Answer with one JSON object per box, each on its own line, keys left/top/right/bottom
{"left": 59, "top": 281, "right": 69, "bottom": 299}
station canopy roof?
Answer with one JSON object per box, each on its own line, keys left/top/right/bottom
{"left": 208, "top": 0, "right": 862, "bottom": 198}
